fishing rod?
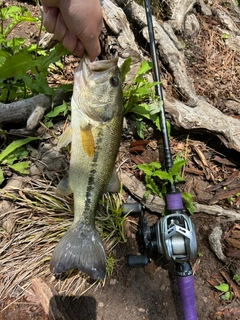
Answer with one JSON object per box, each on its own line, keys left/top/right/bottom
{"left": 123, "top": 1, "right": 198, "bottom": 319}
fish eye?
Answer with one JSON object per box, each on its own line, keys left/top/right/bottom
{"left": 109, "top": 76, "right": 119, "bottom": 87}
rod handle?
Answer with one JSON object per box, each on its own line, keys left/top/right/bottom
{"left": 177, "top": 274, "right": 197, "bottom": 320}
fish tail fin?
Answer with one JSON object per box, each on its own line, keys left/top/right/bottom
{"left": 50, "top": 222, "right": 106, "bottom": 279}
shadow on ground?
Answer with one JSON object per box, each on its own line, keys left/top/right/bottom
{"left": 49, "top": 295, "right": 97, "bottom": 320}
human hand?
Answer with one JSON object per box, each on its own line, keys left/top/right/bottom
{"left": 40, "top": 0, "right": 103, "bottom": 61}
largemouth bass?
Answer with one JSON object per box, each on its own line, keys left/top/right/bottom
{"left": 50, "top": 55, "right": 123, "bottom": 279}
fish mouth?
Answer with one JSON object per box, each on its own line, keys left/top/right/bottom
{"left": 80, "top": 55, "right": 118, "bottom": 84}
{"left": 83, "top": 55, "right": 118, "bottom": 72}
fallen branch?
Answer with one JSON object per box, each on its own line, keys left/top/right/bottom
{"left": 0, "top": 94, "right": 51, "bottom": 131}
{"left": 193, "top": 203, "right": 240, "bottom": 220}
{"left": 121, "top": 170, "right": 165, "bottom": 213}
{"left": 0, "top": 175, "right": 25, "bottom": 234}
{"left": 121, "top": 170, "right": 240, "bottom": 220}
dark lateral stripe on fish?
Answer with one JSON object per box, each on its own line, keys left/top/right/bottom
{"left": 83, "top": 129, "right": 104, "bottom": 213}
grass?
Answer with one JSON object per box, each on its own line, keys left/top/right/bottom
{"left": 96, "top": 192, "right": 128, "bottom": 252}
{"left": 0, "top": 177, "right": 130, "bottom": 300}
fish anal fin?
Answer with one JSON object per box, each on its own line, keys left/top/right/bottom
{"left": 104, "top": 170, "right": 120, "bottom": 193}
{"left": 80, "top": 124, "right": 95, "bottom": 157}
{"left": 55, "top": 177, "right": 72, "bottom": 196}
{"left": 50, "top": 222, "right": 106, "bottom": 280}
{"left": 58, "top": 126, "right": 73, "bottom": 149}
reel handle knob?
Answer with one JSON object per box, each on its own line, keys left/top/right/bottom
{"left": 127, "top": 255, "right": 149, "bottom": 267}
{"left": 122, "top": 203, "right": 142, "bottom": 215}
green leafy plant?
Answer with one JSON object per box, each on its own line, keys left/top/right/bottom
{"left": 121, "top": 57, "right": 169, "bottom": 138}
{"left": 136, "top": 155, "right": 194, "bottom": 214}
{"left": 0, "top": 5, "right": 36, "bottom": 51}
{"left": 221, "top": 33, "right": 229, "bottom": 39}
{"left": 228, "top": 192, "right": 240, "bottom": 205}
{"left": 0, "top": 136, "right": 39, "bottom": 185}
{"left": 121, "top": 59, "right": 194, "bottom": 213}
{"left": 228, "top": 196, "right": 235, "bottom": 205}
{"left": 0, "top": 4, "right": 69, "bottom": 102}
{"left": 233, "top": 274, "right": 240, "bottom": 285}
{"left": 214, "top": 283, "right": 233, "bottom": 301}
{"left": 44, "top": 101, "right": 71, "bottom": 128}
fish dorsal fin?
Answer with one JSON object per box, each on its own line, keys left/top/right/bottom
{"left": 58, "top": 126, "right": 73, "bottom": 149}
{"left": 104, "top": 170, "right": 120, "bottom": 193}
{"left": 80, "top": 124, "right": 95, "bottom": 157}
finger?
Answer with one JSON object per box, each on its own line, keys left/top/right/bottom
{"left": 75, "top": 12, "right": 102, "bottom": 61}
{"left": 42, "top": 6, "right": 59, "bottom": 33}
{"left": 54, "top": 12, "right": 68, "bottom": 42}
{"left": 62, "top": 30, "right": 78, "bottom": 53}
{"left": 73, "top": 40, "right": 85, "bottom": 58}
{"left": 80, "top": 35, "right": 101, "bottom": 62}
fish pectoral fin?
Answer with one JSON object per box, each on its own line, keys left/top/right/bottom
{"left": 50, "top": 222, "right": 106, "bottom": 280}
{"left": 58, "top": 126, "right": 73, "bottom": 148}
{"left": 104, "top": 170, "right": 120, "bottom": 193}
{"left": 55, "top": 177, "right": 73, "bottom": 196}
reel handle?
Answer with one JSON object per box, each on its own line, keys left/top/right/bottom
{"left": 127, "top": 255, "right": 149, "bottom": 268}
{"left": 122, "top": 203, "right": 142, "bottom": 215}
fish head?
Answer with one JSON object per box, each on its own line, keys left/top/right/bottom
{"left": 73, "top": 55, "right": 123, "bottom": 123}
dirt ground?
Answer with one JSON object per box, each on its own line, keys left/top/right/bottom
{"left": 0, "top": 212, "right": 237, "bottom": 320}
{"left": 0, "top": 213, "right": 228, "bottom": 320}
{"left": 0, "top": 1, "right": 240, "bottom": 320}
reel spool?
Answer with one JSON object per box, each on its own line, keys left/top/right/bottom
{"left": 155, "top": 213, "right": 197, "bottom": 262}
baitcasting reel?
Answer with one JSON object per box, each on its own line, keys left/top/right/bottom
{"left": 123, "top": 192, "right": 198, "bottom": 268}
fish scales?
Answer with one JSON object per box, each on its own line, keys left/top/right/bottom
{"left": 50, "top": 55, "right": 123, "bottom": 279}
{"left": 72, "top": 116, "right": 122, "bottom": 223}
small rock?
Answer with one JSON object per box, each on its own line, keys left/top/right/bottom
{"left": 184, "top": 14, "right": 200, "bottom": 38}
{"left": 29, "top": 163, "right": 41, "bottom": 178}
{"left": 98, "top": 302, "right": 104, "bottom": 308}
{"left": 110, "top": 278, "right": 117, "bottom": 285}
{"left": 160, "top": 284, "right": 166, "bottom": 291}
{"left": 2, "top": 217, "right": 15, "bottom": 234}
{"left": 138, "top": 308, "right": 146, "bottom": 313}
{"left": 208, "top": 226, "right": 227, "bottom": 262}
{"left": 224, "top": 100, "right": 240, "bottom": 115}
{"left": 198, "top": 0, "right": 212, "bottom": 16}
